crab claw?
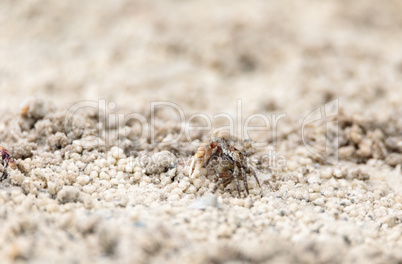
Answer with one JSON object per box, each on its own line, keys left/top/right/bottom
{"left": 188, "top": 141, "right": 216, "bottom": 178}
{"left": 188, "top": 148, "right": 206, "bottom": 178}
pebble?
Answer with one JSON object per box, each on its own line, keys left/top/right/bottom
{"left": 189, "top": 194, "right": 220, "bottom": 209}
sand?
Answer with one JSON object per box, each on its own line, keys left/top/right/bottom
{"left": 0, "top": 0, "right": 401, "bottom": 263}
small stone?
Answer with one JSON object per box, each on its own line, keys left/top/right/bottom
{"left": 168, "top": 194, "right": 180, "bottom": 201}
{"left": 189, "top": 193, "right": 220, "bottom": 209}
{"left": 83, "top": 185, "right": 96, "bottom": 194}
{"left": 321, "top": 168, "right": 333, "bottom": 179}
{"left": 57, "top": 186, "right": 81, "bottom": 204}
{"left": 178, "top": 180, "right": 190, "bottom": 192}
{"left": 313, "top": 198, "right": 325, "bottom": 206}
{"left": 287, "top": 161, "right": 298, "bottom": 171}
{"left": 99, "top": 171, "right": 110, "bottom": 180}
{"left": 125, "top": 164, "right": 133, "bottom": 173}
{"left": 192, "top": 178, "right": 204, "bottom": 189}
{"left": 133, "top": 172, "right": 142, "bottom": 181}
{"left": 186, "top": 185, "right": 197, "bottom": 194}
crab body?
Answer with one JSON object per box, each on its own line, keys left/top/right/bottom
{"left": 0, "top": 146, "right": 16, "bottom": 181}
{"left": 189, "top": 138, "right": 260, "bottom": 197}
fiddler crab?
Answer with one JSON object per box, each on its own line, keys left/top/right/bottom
{"left": 0, "top": 146, "right": 16, "bottom": 181}
{"left": 188, "top": 138, "right": 261, "bottom": 197}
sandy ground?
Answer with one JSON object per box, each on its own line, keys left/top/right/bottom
{"left": 0, "top": 0, "right": 402, "bottom": 263}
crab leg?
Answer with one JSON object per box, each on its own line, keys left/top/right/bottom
{"left": 241, "top": 167, "right": 249, "bottom": 195}
{"left": 212, "top": 178, "right": 226, "bottom": 193}
{"left": 249, "top": 168, "right": 261, "bottom": 188}
{"left": 212, "top": 176, "right": 232, "bottom": 193}
{"left": 233, "top": 166, "right": 242, "bottom": 197}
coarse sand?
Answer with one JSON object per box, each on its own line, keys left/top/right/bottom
{"left": 0, "top": 1, "right": 401, "bottom": 263}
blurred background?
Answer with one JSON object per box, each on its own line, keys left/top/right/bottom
{"left": 1, "top": 0, "right": 402, "bottom": 119}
